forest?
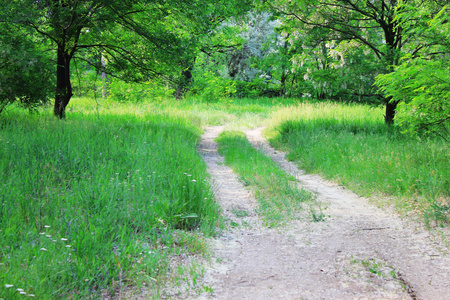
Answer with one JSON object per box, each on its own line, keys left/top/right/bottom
{"left": 0, "top": 0, "right": 449, "bottom": 298}
{"left": 1, "top": 0, "right": 449, "bottom": 135}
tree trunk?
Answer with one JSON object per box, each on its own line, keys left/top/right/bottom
{"left": 101, "top": 53, "right": 109, "bottom": 99}
{"left": 384, "top": 97, "right": 398, "bottom": 125}
{"left": 279, "top": 34, "right": 289, "bottom": 97}
{"left": 176, "top": 64, "right": 193, "bottom": 100}
{"left": 54, "top": 44, "right": 73, "bottom": 119}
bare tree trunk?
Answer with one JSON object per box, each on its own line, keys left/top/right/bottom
{"left": 385, "top": 97, "right": 398, "bottom": 125}
{"left": 176, "top": 63, "right": 193, "bottom": 100}
{"left": 54, "top": 44, "right": 73, "bottom": 119}
{"left": 101, "top": 53, "right": 109, "bottom": 99}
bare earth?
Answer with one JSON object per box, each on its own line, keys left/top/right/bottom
{"left": 195, "top": 126, "right": 450, "bottom": 300}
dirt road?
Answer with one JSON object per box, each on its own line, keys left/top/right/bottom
{"left": 196, "top": 126, "right": 450, "bottom": 300}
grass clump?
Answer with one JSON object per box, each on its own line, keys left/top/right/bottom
{"left": 216, "top": 130, "right": 311, "bottom": 225}
{"left": 0, "top": 110, "right": 219, "bottom": 298}
{"left": 267, "top": 101, "right": 450, "bottom": 225}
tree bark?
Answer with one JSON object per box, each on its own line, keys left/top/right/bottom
{"left": 54, "top": 44, "right": 73, "bottom": 119}
{"left": 385, "top": 97, "right": 399, "bottom": 125}
{"left": 101, "top": 53, "right": 110, "bottom": 99}
{"left": 176, "top": 64, "right": 193, "bottom": 100}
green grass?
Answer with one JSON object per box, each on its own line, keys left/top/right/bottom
{"left": 2, "top": 94, "right": 449, "bottom": 298}
{"left": 0, "top": 108, "right": 220, "bottom": 298}
{"left": 216, "top": 131, "right": 312, "bottom": 226}
{"left": 267, "top": 101, "right": 450, "bottom": 225}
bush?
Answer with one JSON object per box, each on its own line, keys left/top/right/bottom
{"left": 106, "top": 78, "right": 175, "bottom": 103}
{"left": 0, "top": 26, "right": 53, "bottom": 114}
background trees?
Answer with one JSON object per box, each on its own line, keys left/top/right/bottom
{"left": 0, "top": 7, "right": 54, "bottom": 114}
{"left": 257, "top": 0, "right": 409, "bottom": 123}
{"left": 1, "top": 0, "right": 448, "bottom": 135}
{"left": 1, "top": 0, "right": 251, "bottom": 118}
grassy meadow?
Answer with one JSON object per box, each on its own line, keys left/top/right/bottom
{"left": 266, "top": 102, "right": 450, "bottom": 225}
{"left": 0, "top": 96, "right": 449, "bottom": 298}
{"left": 0, "top": 100, "right": 223, "bottom": 299}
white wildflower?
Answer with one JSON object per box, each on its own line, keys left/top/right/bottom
{"left": 40, "top": 248, "right": 47, "bottom": 251}
{"left": 4, "top": 284, "right": 13, "bottom": 288}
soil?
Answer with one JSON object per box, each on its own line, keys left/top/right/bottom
{"left": 193, "top": 126, "right": 450, "bottom": 300}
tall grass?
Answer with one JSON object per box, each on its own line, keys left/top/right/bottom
{"left": 216, "top": 131, "right": 312, "bottom": 225}
{"left": 73, "top": 96, "right": 300, "bottom": 130}
{"left": 267, "top": 101, "right": 450, "bottom": 224}
{"left": 3, "top": 94, "right": 448, "bottom": 298}
{"left": 0, "top": 107, "right": 219, "bottom": 298}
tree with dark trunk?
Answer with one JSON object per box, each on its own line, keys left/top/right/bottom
{"left": 259, "top": 0, "right": 438, "bottom": 124}
{"left": 55, "top": 44, "right": 76, "bottom": 118}
{"left": 4, "top": 0, "right": 250, "bottom": 118}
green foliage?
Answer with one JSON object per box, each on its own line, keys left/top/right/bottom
{"left": 190, "top": 71, "right": 237, "bottom": 103}
{"left": 106, "top": 78, "right": 175, "bottom": 103}
{"left": 1, "top": 0, "right": 252, "bottom": 116}
{"left": 233, "top": 78, "right": 270, "bottom": 98}
{"left": 376, "top": 6, "right": 450, "bottom": 138}
{"left": 0, "top": 109, "right": 219, "bottom": 298}
{"left": 216, "top": 130, "right": 311, "bottom": 225}
{"left": 0, "top": 22, "right": 53, "bottom": 113}
{"left": 376, "top": 58, "right": 450, "bottom": 138}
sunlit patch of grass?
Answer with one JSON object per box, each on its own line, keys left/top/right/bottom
{"left": 216, "top": 130, "right": 312, "bottom": 226}
{"left": 267, "top": 101, "right": 450, "bottom": 225}
{"left": 0, "top": 107, "right": 220, "bottom": 298}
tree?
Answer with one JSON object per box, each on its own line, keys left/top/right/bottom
{"left": 3, "top": 0, "right": 248, "bottom": 118}
{"left": 0, "top": 11, "right": 53, "bottom": 114}
{"left": 171, "top": 1, "right": 253, "bottom": 99}
{"left": 376, "top": 5, "right": 450, "bottom": 138}
{"left": 258, "top": 0, "right": 441, "bottom": 123}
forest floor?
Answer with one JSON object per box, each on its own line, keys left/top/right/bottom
{"left": 188, "top": 126, "right": 450, "bottom": 300}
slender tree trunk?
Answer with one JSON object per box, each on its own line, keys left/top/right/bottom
{"left": 54, "top": 44, "right": 73, "bottom": 119}
{"left": 279, "top": 33, "right": 290, "bottom": 97}
{"left": 280, "top": 70, "right": 287, "bottom": 96}
{"left": 101, "top": 54, "right": 109, "bottom": 99}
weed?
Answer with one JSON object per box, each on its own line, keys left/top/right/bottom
{"left": 232, "top": 209, "right": 249, "bottom": 218}
{"left": 310, "top": 208, "right": 326, "bottom": 222}
{"left": 230, "top": 221, "right": 240, "bottom": 227}
{"left": 424, "top": 203, "right": 450, "bottom": 228}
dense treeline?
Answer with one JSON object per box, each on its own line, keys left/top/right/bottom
{"left": 0, "top": 0, "right": 449, "bottom": 135}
